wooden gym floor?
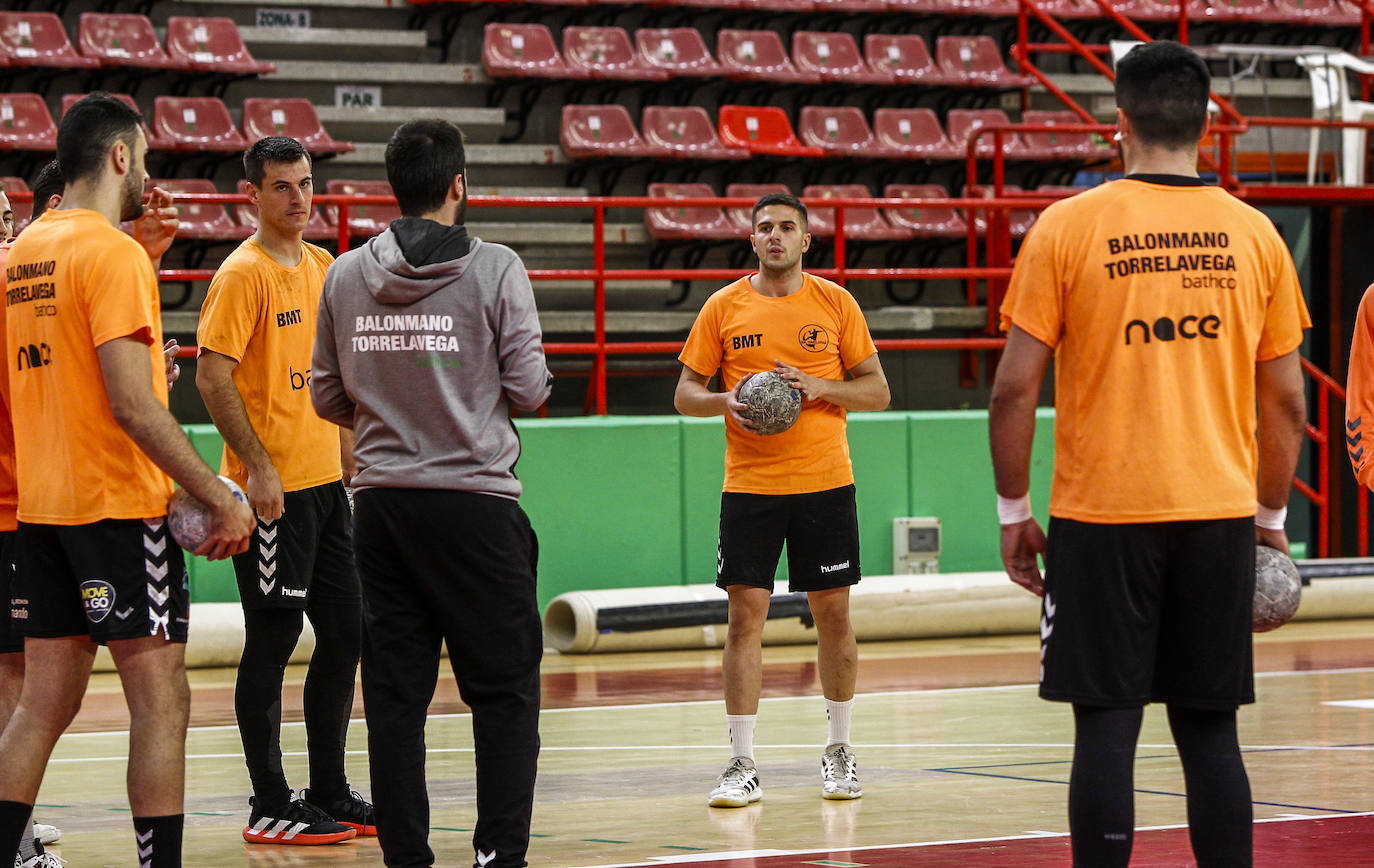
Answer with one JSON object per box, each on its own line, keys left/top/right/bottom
{"left": 27, "top": 617, "right": 1374, "bottom": 866}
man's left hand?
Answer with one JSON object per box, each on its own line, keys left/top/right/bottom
{"left": 133, "top": 186, "right": 180, "bottom": 264}
{"left": 163, "top": 339, "right": 180, "bottom": 389}
{"left": 774, "top": 360, "right": 829, "bottom": 402}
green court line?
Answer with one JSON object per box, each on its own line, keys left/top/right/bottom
{"left": 107, "top": 807, "right": 132, "bottom": 813}
{"left": 431, "top": 826, "right": 472, "bottom": 832}
{"left": 583, "top": 838, "right": 629, "bottom": 844}
{"left": 33, "top": 805, "right": 69, "bottom": 809}
{"left": 662, "top": 845, "right": 708, "bottom": 851}
{"left": 188, "top": 811, "right": 235, "bottom": 816}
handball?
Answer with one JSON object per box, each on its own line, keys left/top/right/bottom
{"left": 1253, "top": 544, "right": 1302, "bottom": 633}
{"left": 738, "top": 371, "right": 802, "bottom": 435}
{"left": 168, "top": 476, "right": 248, "bottom": 551}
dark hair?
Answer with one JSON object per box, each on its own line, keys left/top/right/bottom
{"left": 57, "top": 93, "right": 144, "bottom": 184}
{"left": 30, "top": 159, "right": 64, "bottom": 222}
{"left": 243, "top": 136, "right": 311, "bottom": 187}
{"left": 384, "top": 119, "right": 466, "bottom": 217}
{"left": 751, "top": 192, "right": 808, "bottom": 231}
{"left": 1114, "top": 41, "right": 1210, "bottom": 149}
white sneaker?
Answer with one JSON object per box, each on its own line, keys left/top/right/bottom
{"left": 707, "top": 756, "right": 762, "bottom": 807}
{"left": 32, "top": 825, "right": 59, "bottom": 847}
{"left": 821, "top": 743, "right": 862, "bottom": 799}
{"left": 19, "top": 852, "right": 65, "bottom": 868}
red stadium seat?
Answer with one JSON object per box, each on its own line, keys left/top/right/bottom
{"left": 803, "top": 185, "right": 911, "bottom": 241}
{"left": 1037, "top": 0, "right": 1108, "bottom": 17}
{"left": 635, "top": 28, "right": 724, "bottom": 79}
{"left": 641, "top": 106, "right": 749, "bottom": 160}
{"left": 560, "top": 105, "right": 651, "bottom": 159}
{"left": 0, "top": 12, "right": 100, "bottom": 71}
{"left": 792, "top": 32, "right": 891, "bottom": 85}
{"left": 965, "top": 184, "right": 1038, "bottom": 239}
{"left": 1112, "top": 0, "right": 1209, "bottom": 20}
{"left": 798, "top": 106, "right": 893, "bottom": 158}
{"left": 240, "top": 98, "right": 354, "bottom": 156}
{"left": 723, "top": 183, "right": 790, "bottom": 233}
{"left": 563, "top": 26, "right": 668, "bottom": 81}
{"left": 863, "top": 35, "right": 959, "bottom": 87}
{"left": 718, "top": 105, "right": 825, "bottom": 157}
{"left": 1271, "top": 0, "right": 1359, "bottom": 24}
{"left": 482, "top": 22, "right": 586, "bottom": 80}
{"left": 0, "top": 94, "right": 57, "bottom": 152}
{"left": 165, "top": 17, "right": 275, "bottom": 76}
{"left": 233, "top": 179, "right": 334, "bottom": 242}
{"left": 717, "top": 30, "right": 820, "bottom": 84}
{"left": 644, "top": 183, "right": 738, "bottom": 241}
{"left": 1021, "top": 110, "right": 1114, "bottom": 160}
{"left": 150, "top": 178, "right": 251, "bottom": 241}
{"left": 77, "top": 13, "right": 184, "bottom": 72}
{"left": 61, "top": 92, "right": 166, "bottom": 150}
{"left": 935, "top": 36, "right": 1034, "bottom": 88}
{"left": 0, "top": 176, "right": 32, "bottom": 232}
{"left": 324, "top": 180, "right": 401, "bottom": 239}
{"left": 812, "top": 0, "right": 888, "bottom": 10}
{"left": 152, "top": 96, "right": 248, "bottom": 153}
{"left": 947, "top": 109, "right": 1029, "bottom": 159}
{"left": 872, "top": 108, "right": 962, "bottom": 160}
{"left": 1198, "top": 0, "right": 1283, "bottom": 22}
{"left": 882, "top": 184, "right": 969, "bottom": 239}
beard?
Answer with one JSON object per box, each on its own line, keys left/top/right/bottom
{"left": 119, "top": 169, "right": 145, "bottom": 222}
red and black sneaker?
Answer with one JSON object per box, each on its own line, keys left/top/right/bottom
{"left": 242, "top": 793, "right": 357, "bottom": 845}
{"left": 301, "top": 787, "right": 378, "bottom": 837}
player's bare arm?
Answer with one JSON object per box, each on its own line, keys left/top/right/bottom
{"left": 196, "top": 349, "right": 285, "bottom": 522}
{"left": 1256, "top": 348, "right": 1307, "bottom": 555}
{"left": 773, "top": 353, "right": 890, "bottom": 411}
{"left": 131, "top": 186, "right": 180, "bottom": 268}
{"left": 97, "top": 336, "right": 254, "bottom": 560}
{"left": 675, "top": 366, "right": 759, "bottom": 432}
{"left": 988, "top": 325, "right": 1054, "bottom": 596}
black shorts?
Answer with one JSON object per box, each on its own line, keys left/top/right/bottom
{"left": 15, "top": 517, "right": 189, "bottom": 644}
{"left": 717, "top": 484, "right": 861, "bottom": 593}
{"left": 0, "top": 531, "right": 20, "bottom": 654}
{"left": 1040, "top": 516, "right": 1255, "bottom": 710}
{"left": 233, "top": 481, "right": 360, "bottom": 611}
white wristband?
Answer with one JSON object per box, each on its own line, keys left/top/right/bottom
{"left": 997, "top": 494, "right": 1032, "bottom": 525}
{"left": 1255, "top": 504, "right": 1287, "bottom": 531}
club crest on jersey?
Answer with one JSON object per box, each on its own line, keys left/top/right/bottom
{"left": 798, "top": 324, "right": 829, "bottom": 352}
{"left": 80, "top": 579, "right": 116, "bottom": 624}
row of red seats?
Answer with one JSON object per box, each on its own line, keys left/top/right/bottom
{"left": 0, "top": 12, "right": 272, "bottom": 77}
{"left": 0, "top": 93, "right": 351, "bottom": 157}
{"left": 425, "top": 0, "right": 1361, "bottom": 26}
{"left": 484, "top": 24, "right": 1031, "bottom": 88}
{"left": 646, "top": 182, "right": 1056, "bottom": 242}
{"left": 562, "top": 104, "right": 1113, "bottom": 162}
{"left": 1, "top": 176, "right": 396, "bottom": 241}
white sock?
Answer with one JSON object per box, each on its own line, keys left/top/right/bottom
{"left": 726, "top": 713, "right": 756, "bottom": 760}
{"left": 825, "top": 698, "right": 854, "bottom": 747}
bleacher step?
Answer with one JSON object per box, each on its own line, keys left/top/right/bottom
{"left": 334, "top": 143, "right": 569, "bottom": 167}
{"left": 266, "top": 60, "right": 489, "bottom": 86}
{"left": 314, "top": 106, "right": 506, "bottom": 141}
{"left": 239, "top": 26, "right": 427, "bottom": 63}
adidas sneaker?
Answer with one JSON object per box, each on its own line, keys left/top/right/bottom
{"left": 242, "top": 793, "right": 357, "bottom": 845}
{"left": 300, "top": 787, "right": 377, "bottom": 837}
{"left": 17, "top": 852, "right": 65, "bottom": 868}
{"left": 708, "top": 756, "right": 762, "bottom": 807}
{"left": 32, "top": 825, "right": 59, "bottom": 847}
{"left": 821, "top": 743, "right": 862, "bottom": 799}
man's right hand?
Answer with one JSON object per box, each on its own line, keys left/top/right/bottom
{"left": 725, "top": 374, "right": 759, "bottom": 434}
{"left": 197, "top": 492, "right": 254, "bottom": 561}
{"left": 246, "top": 465, "right": 286, "bottom": 523}
{"left": 1001, "top": 518, "right": 1048, "bottom": 597}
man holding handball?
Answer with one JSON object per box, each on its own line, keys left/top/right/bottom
{"left": 675, "top": 192, "right": 889, "bottom": 807}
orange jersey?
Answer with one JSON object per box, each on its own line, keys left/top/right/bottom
{"left": 0, "top": 238, "right": 16, "bottom": 531}
{"left": 1002, "top": 178, "right": 1310, "bottom": 523}
{"left": 679, "top": 272, "right": 877, "bottom": 494}
{"left": 197, "top": 238, "right": 341, "bottom": 491}
{"left": 1346, "top": 285, "right": 1374, "bottom": 489}
{"left": 5, "top": 209, "right": 173, "bottom": 525}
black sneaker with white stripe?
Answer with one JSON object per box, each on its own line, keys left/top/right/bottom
{"left": 301, "top": 787, "right": 378, "bottom": 837}
{"left": 242, "top": 793, "right": 357, "bottom": 846}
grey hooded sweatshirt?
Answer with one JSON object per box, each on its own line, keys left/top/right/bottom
{"left": 311, "top": 218, "right": 551, "bottom": 500}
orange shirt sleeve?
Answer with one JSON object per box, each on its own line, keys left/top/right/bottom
{"left": 1347, "top": 286, "right": 1374, "bottom": 490}
{"left": 198, "top": 258, "right": 263, "bottom": 363}
{"left": 85, "top": 240, "right": 159, "bottom": 348}
{"left": 1256, "top": 229, "right": 1312, "bottom": 362}
{"left": 836, "top": 287, "right": 877, "bottom": 369}
{"left": 679, "top": 289, "right": 724, "bottom": 379}
{"left": 999, "top": 216, "right": 1064, "bottom": 349}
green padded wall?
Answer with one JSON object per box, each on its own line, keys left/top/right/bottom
{"left": 182, "top": 425, "right": 238, "bottom": 603}
{"left": 681, "top": 418, "right": 727, "bottom": 584}
{"left": 849, "top": 413, "right": 914, "bottom": 577}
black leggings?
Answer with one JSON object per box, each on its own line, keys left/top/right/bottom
{"left": 234, "top": 602, "right": 362, "bottom": 807}
{"left": 1069, "top": 704, "right": 1252, "bottom": 868}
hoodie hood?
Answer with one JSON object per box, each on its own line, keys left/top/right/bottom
{"left": 360, "top": 219, "right": 479, "bottom": 306}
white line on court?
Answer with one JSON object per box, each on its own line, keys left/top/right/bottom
{"left": 559, "top": 811, "right": 1374, "bottom": 867}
